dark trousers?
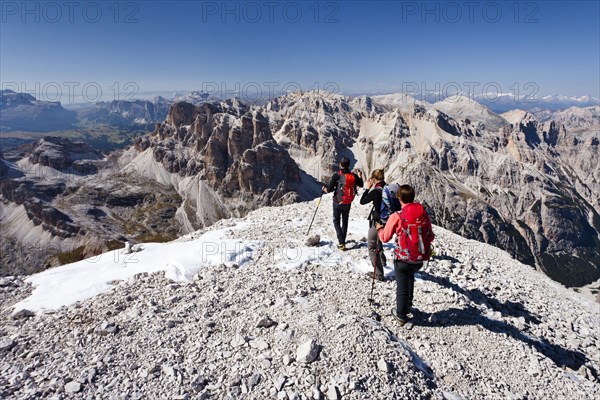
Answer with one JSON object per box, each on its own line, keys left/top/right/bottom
{"left": 368, "top": 225, "right": 386, "bottom": 277}
{"left": 394, "top": 260, "right": 423, "bottom": 319}
{"left": 332, "top": 202, "right": 351, "bottom": 245}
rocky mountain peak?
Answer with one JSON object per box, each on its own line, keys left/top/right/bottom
{"left": 501, "top": 109, "right": 536, "bottom": 126}
{"left": 219, "top": 97, "right": 249, "bottom": 116}
{"left": 546, "top": 105, "right": 600, "bottom": 131}
{"left": 164, "top": 101, "right": 202, "bottom": 127}
{"left": 433, "top": 94, "right": 509, "bottom": 132}
{"left": 358, "top": 93, "right": 420, "bottom": 114}
{"left": 21, "top": 136, "right": 104, "bottom": 174}
{"left": 0, "top": 89, "right": 37, "bottom": 106}
{"left": 0, "top": 91, "right": 76, "bottom": 132}
{"left": 128, "top": 101, "right": 306, "bottom": 231}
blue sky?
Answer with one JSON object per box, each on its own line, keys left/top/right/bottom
{"left": 1, "top": 0, "right": 599, "bottom": 101}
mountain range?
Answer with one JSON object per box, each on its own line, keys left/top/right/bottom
{"left": 0, "top": 91, "right": 599, "bottom": 290}
{"left": 0, "top": 90, "right": 77, "bottom": 132}
{"left": 2, "top": 89, "right": 598, "bottom": 133}
{"left": 76, "top": 97, "right": 172, "bottom": 127}
{"left": 362, "top": 91, "right": 600, "bottom": 114}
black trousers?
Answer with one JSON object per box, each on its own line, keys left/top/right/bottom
{"left": 394, "top": 260, "right": 423, "bottom": 319}
{"left": 368, "top": 225, "right": 386, "bottom": 277}
{"left": 332, "top": 202, "right": 351, "bottom": 245}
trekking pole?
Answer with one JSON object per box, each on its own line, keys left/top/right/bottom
{"left": 368, "top": 267, "right": 376, "bottom": 305}
{"left": 306, "top": 192, "right": 323, "bottom": 236}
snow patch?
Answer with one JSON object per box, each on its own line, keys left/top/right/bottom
{"left": 13, "top": 227, "right": 262, "bottom": 313}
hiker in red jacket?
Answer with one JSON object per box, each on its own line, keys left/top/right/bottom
{"left": 376, "top": 184, "right": 435, "bottom": 326}
{"left": 322, "top": 157, "right": 364, "bottom": 250}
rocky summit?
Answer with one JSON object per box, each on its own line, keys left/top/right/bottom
{"left": 1, "top": 198, "right": 598, "bottom": 399}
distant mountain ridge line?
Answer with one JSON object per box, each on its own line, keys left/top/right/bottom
{"left": 2, "top": 88, "right": 599, "bottom": 131}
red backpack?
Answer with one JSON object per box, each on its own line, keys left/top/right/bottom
{"left": 336, "top": 171, "right": 356, "bottom": 205}
{"left": 393, "top": 203, "right": 435, "bottom": 263}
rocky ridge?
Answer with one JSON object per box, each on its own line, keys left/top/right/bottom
{"left": 263, "top": 91, "right": 600, "bottom": 287}
{"left": 126, "top": 99, "right": 317, "bottom": 231}
{"left": 1, "top": 91, "right": 599, "bottom": 289}
{"left": 0, "top": 138, "right": 185, "bottom": 275}
{"left": 0, "top": 99, "right": 318, "bottom": 275}
{"left": 540, "top": 106, "right": 600, "bottom": 131}
{"left": 76, "top": 98, "right": 172, "bottom": 126}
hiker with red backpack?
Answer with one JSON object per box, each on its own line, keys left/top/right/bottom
{"left": 377, "top": 184, "right": 435, "bottom": 326}
{"left": 359, "top": 169, "right": 401, "bottom": 282}
{"left": 322, "top": 157, "right": 364, "bottom": 250}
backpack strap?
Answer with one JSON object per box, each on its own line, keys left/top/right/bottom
{"left": 382, "top": 186, "right": 391, "bottom": 207}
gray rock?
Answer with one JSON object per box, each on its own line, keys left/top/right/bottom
{"left": 514, "top": 317, "right": 527, "bottom": 331}
{"left": 162, "top": 364, "right": 176, "bottom": 377}
{"left": 275, "top": 376, "right": 287, "bottom": 391}
{"left": 64, "top": 381, "right": 82, "bottom": 393}
{"left": 326, "top": 384, "right": 341, "bottom": 400}
{"left": 12, "top": 309, "right": 34, "bottom": 319}
{"left": 306, "top": 235, "right": 321, "bottom": 247}
{"left": 348, "top": 380, "right": 359, "bottom": 391}
{"left": 296, "top": 339, "right": 319, "bottom": 364}
{"left": 0, "top": 337, "right": 15, "bottom": 352}
{"left": 228, "top": 374, "right": 242, "bottom": 387}
{"left": 259, "top": 358, "right": 272, "bottom": 369}
{"left": 577, "top": 365, "right": 591, "bottom": 380}
{"left": 248, "top": 373, "right": 262, "bottom": 388}
{"left": 288, "top": 391, "right": 301, "bottom": 400}
{"left": 448, "top": 360, "right": 463, "bottom": 371}
{"left": 312, "top": 387, "right": 322, "bottom": 400}
{"left": 197, "top": 389, "right": 210, "bottom": 400}
{"left": 146, "top": 364, "right": 161, "bottom": 375}
{"left": 282, "top": 354, "right": 292, "bottom": 366}
{"left": 1, "top": 185, "right": 599, "bottom": 400}
{"left": 442, "top": 391, "right": 467, "bottom": 400}
{"left": 249, "top": 338, "right": 270, "bottom": 350}
{"left": 85, "top": 367, "right": 98, "bottom": 383}
{"left": 256, "top": 315, "right": 278, "bottom": 328}
{"left": 0, "top": 277, "right": 17, "bottom": 287}
{"left": 277, "top": 391, "right": 288, "bottom": 400}
{"left": 125, "top": 307, "right": 141, "bottom": 320}
{"left": 230, "top": 335, "right": 247, "bottom": 347}
{"left": 133, "top": 272, "right": 149, "bottom": 280}
{"left": 377, "top": 358, "right": 390, "bottom": 373}
{"left": 96, "top": 322, "right": 119, "bottom": 336}
{"left": 527, "top": 358, "right": 542, "bottom": 377}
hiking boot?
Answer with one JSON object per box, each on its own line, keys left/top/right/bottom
{"left": 366, "top": 272, "right": 384, "bottom": 282}
{"left": 337, "top": 244, "right": 346, "bottom": 251}
{"left": 391, "top": 308, "right": 408, "bottom": 326}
